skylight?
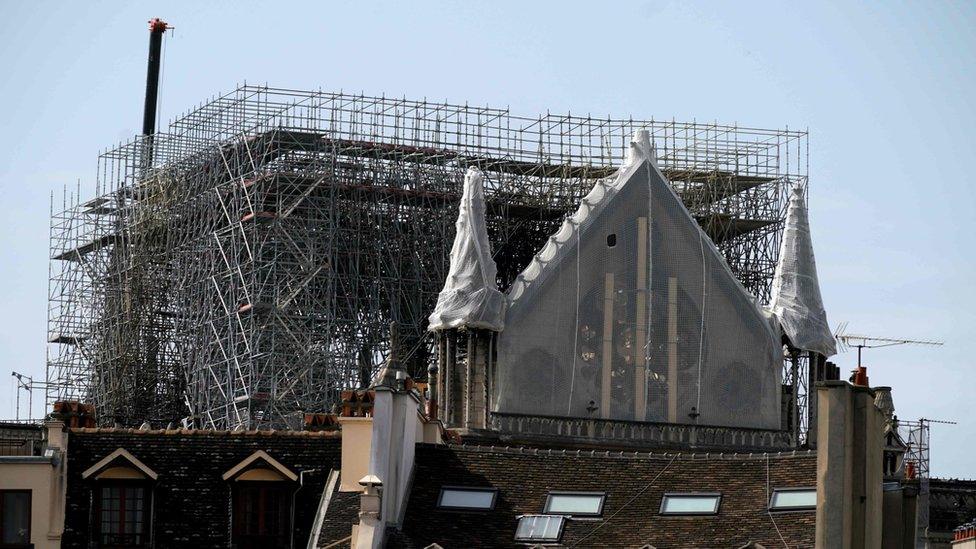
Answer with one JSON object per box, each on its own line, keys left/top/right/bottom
{"left": 437, "top": 487, "right": 497, "bottom": 511}
{"left": 659, "top": 493, "right": 721, "bottom": 515}
{"left": 544, "top": 491, "right": 605, "bottom": 516}
{"left": 515, "top": 515, "right": 565, "bottom": 543}
{"left": 768, "top": 488, "right": 816, "bottom": 511}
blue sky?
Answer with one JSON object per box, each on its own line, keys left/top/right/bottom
{"left": 1, "top": 1, "right": 973, "bottom": 476}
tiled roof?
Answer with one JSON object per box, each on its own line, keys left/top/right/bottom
{"left": 63, "top": 430, "right": 340, "bottom": 548}
{"left": 389, "top": 443, "right": 816, "bottom": 547}
{"left": 69, "top": 426, "right": 340, "bottom": 438}
{"left": 929, "top": 478, "right": 976, "bottom": 535}
{"left": 316, "top": 475, "right": 360, "bottom": 548}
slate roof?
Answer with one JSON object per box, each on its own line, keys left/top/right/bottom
{"left": 316, "top": 475, "right": 360, "bottom": 548}
{"left": 389, "top": 443, "right": 817, "bottom": 548}
{"left": 929, "top": 478, "right": 976, "bottom": 535}
{"left": 63, "top": 428, "right": 340, "bottom": 549}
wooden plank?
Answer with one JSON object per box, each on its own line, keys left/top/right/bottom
{"left": 465, "top": 332, "right": 474, "bottom": 428}
{"left": 601, "top": 272, "right": 615, "bottom": 418}
{"left": 668, "top": 276, "right": 679, "bottom": 423}
{"left": 635, "top": 217, "right": 648, "bottom": 421}
{"left": 51, "top": 233, "right": 116, "bottom": 261}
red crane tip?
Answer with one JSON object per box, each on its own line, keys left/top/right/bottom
{"left": 148, "top": 18, "right": 170, "bottom": 33}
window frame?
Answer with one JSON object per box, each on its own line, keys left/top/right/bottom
{"left": 93, "top": 480, "right": 151, "bottom": 549}
{"left": 0, "top": 489, "right": 32, "bottom": 549}
{"left": 436, "top": 486, "right": 498, "bottom": 511}
{"left": 513, "top": 514, "right": 566, "bottom": 543}
{"left": 231, "top": 480, "right": 295, "bottom": 549}
{"left": 768, "top": 487, "right": 817, "bottom": 512}
{"left": 658, "top": 492, "right": 722, "bottom": 516}
{"left": 543, "top": 491, "right": 606, "bottom": 517}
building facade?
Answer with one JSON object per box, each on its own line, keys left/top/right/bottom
{"left": 61, "top": 428, "right": 339, "bottom": 549}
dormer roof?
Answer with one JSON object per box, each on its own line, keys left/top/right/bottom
{"left": 221, "top": 449, "right": 298, "bottom": 482}
{"left": 81, "top": 447, "right": 158, "bottom": 480}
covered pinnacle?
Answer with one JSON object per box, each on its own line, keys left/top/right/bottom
{"left": 769, "top": 187, "right": 836, "bottom": 356}
{"left": 427, "top": 168, "right": 505, "bottom": 331}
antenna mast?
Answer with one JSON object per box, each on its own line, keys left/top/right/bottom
{"left": 11, "top": 371, "right": 35, "bottom": 421}
{"left": 834, "top": 322, "right": 943, "bottom": 367}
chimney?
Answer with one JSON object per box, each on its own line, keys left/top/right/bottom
{"left": 425, "top": 361, "right": 438, "bottom": 420}
{"left": 815, "top": 381, "right": 884, "bottom": 547}
{"left": 351, "top": 324, "right": 423, "bottom": 548}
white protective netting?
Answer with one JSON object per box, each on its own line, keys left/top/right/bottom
{"left": 768, "top": 187, "right": 836, "bottom": 357}
{"left": 495, "top": 131, "right": 783, "bottom": 429}
{"left": 428, "top": 168, "right": 506, "bottom": 331}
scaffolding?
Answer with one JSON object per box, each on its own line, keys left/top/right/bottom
{"left": 900, "top": 419, "right": 933, "bottom": 543}
{"left": 47, "top": 85, "right": 808, "bottom": 429}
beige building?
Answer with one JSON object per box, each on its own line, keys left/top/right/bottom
{"left": 0, "top": 421, "right": 67, "bottom": 549}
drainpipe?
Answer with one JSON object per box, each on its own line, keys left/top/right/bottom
{"left": 292, "top": 469, "right": 319, "bottom": 549}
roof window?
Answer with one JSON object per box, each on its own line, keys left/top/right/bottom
{"left": 768, "top": 487, "right": 816, "bottom": 511}
{"left": 514, "top": 515, "right": 565, "bottom": 543}
{"left": 436, "top": 487, "right": 497, "bottom": 511}
{"left": 659, "top": 493, "right": 721, "bottom": 515}
{"left": 544, "top": 491, "right": 605, "bottom": 516}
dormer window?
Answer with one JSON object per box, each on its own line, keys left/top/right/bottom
{"left": 82, "top": 448, "right": 159, "bottom": 549}
{"left": 223, "top": 451, "right": 298, "bottom": 549}
{"left": 97, "top": 485, "right": 147, "bottom": 548}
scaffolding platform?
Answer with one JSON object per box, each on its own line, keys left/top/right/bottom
{"left": 47, "top": 85, "right": 808, "bottom": 429}
{"left": 50, "top": 234, "right": 116, "bottom": 261}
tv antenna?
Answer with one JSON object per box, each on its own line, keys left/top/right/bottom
{"left": 11, "top": 371, "right": 36, "bottom": 421}
{"left": 919, "top": 418, "right": 957, "bottom": 426}
{"left": 834, "top": 322, "right": 943, "bottom": 367}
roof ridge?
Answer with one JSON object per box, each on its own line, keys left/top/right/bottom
{"left": 425, "top": 442, "right": 815, "bottom": 460}
{"left": 69, "top": 427, "right": 341, "bottom": 438}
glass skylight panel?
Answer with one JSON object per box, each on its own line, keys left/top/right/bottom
{"left": 544, "top": 492, "right": 605, "bottom": 516}
{"left": 437, "top": 487, "right": 497, "bottom": 510}
{"left": 659, "top": 493, "right": 721, "bottom": 515}
{"left": 769, "top": 488, "right": 816, "bottom": 511}
{"left": 515, "top": 515, "right": 565, "bottom": 542}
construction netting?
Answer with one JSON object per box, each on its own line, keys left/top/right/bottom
{"left": 428, "top": 168, "right": 506, "bottom": 332}
{"left": 768, "top": 187, "right": 836, "bottom": 357}
{"left": 495, "top": 131, "right": 783, "bottom": 429}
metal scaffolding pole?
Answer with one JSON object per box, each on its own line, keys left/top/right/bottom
{"left": 47, "top": 85, "right": 808, "bottom": 429}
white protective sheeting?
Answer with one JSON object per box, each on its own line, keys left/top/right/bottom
{"left": 496, "top": 131, "right": 783, "bottom": 429}
{"left": 428, "top": 168, "right": 506, "bottom": 331}
{"left": 768, "top": 187, "right": 836, "bottom": 357}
